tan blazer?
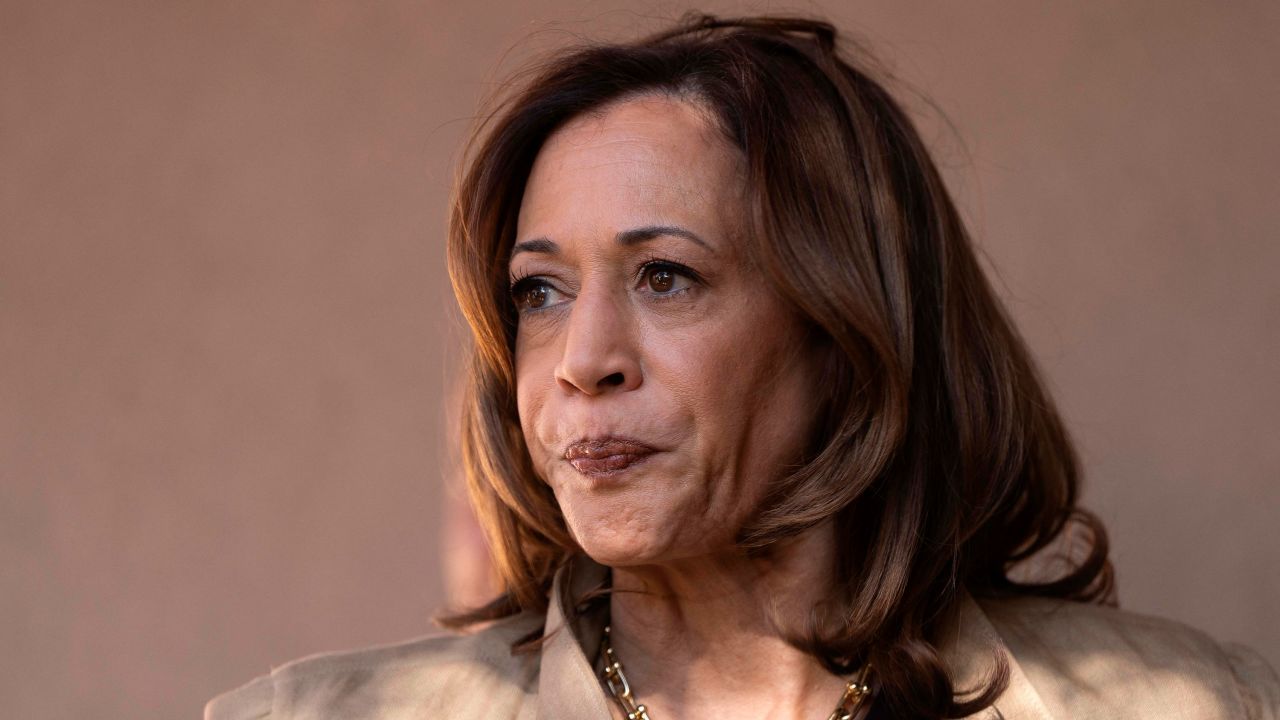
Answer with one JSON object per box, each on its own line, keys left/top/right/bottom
{"left": 206, "top": 556, "right": 1279, "bottom": 719}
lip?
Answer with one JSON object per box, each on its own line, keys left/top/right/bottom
{"left": 564, "top": 436, "right": 657, "bottom": 477}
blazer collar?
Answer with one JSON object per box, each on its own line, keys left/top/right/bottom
{"left": 938, "top": 592, "right": 1056, "bottom": 719}
{"left": 535, "top": 556, "right": 1054, "bottom": 720}
{"left": 536, "top": 555, "right": 613, "bottom": 720}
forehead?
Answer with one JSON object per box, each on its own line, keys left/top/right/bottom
{"left": 515, "top": 94, "right": 745, "bottom": 249}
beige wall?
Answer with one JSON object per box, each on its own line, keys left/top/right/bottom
{"left": 2, "top": 2, "right": 1276, "bottom": 717}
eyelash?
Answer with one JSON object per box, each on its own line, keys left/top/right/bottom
{"left": 508, "top": 257, "right": 703, "bottom": 313}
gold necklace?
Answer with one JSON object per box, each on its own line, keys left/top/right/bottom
{"left": 599, "top": 625, "right": 874, "bottom": 720}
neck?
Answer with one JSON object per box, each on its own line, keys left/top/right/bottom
{"left": 604, "top": 522, "right": 849, "bottom": 720}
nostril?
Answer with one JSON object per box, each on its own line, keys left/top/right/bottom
{"left": 599, "top": 372, "right": 625, "bottom": 388}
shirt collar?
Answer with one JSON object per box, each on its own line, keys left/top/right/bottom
{"left": 535, "top": 555, "right": 1053, "bottom": 720}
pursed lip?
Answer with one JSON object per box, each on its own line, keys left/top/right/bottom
{"left": 564, "top": 436, "right": 657, "bottom": 477}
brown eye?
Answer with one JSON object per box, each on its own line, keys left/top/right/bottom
{"left": 522, "top": 285, "right": 549, "bottom": 309}
{"left": 647, "top": 268, "right": 675, "bottom": 293}
{"left": 511, "top": 278, "right": 564, "bottom": 312}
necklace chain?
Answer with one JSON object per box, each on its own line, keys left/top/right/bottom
{"left": 599, "top": 625, "right": 874, "bottom": 720}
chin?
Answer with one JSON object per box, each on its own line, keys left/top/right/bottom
{"left": 558, "top": 500, "right": 675, "bottom": 568}
{"left": 575, "top": 537, "right": 668, "bottom": 568}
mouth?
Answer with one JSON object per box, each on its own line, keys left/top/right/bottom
{"left": 564, "top": 437, "right": 657, "bottom": 478}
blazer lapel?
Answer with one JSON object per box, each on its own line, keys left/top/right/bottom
{"left": 941, "top": 592, "right": 1056, "bottom": 720}
{"left": 537, "top": 557, "right": 613, "bottom": 720}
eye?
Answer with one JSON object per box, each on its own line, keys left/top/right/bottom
{"left": 640, "top": 261, "right": 696, "bottom": 296}
{"left": 510, "top": 276, "right": 568, "bottom": 312}
{"left": 646, "top": 267, "right": 676, "bottom": 293}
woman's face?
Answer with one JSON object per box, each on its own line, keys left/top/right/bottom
{"left": 511, "top": 94, "right": 822, "bottom": 567}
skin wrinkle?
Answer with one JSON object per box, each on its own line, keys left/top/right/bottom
{"left": 509, "top": 94, "right": 847, "bottom": 719}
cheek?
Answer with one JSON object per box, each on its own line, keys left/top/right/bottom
{"left": 666, "top": 304, "right": 818, "bottom": 468}
{"left": 514, "top": 340, "right": 555, "bottom": 469}
{"left": 651, "top": 311, "right": 802, "bottom": 455}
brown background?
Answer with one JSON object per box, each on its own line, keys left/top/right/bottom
{"left": 2, "top": 1, "right": 1277, "bottom": 718}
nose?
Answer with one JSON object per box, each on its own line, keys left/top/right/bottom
{"left": 554, "top": 286, "right": 643, "bottom": 396}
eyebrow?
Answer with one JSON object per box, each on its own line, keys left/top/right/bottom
{"left": 509, "top": 224, "right": 715, "bottom": 259}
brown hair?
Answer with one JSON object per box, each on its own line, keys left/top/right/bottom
{"left": 443, "top": 13, "right": 1112, "bottom": 719}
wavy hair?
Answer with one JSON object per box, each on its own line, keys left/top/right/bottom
{"left": 441, "top": 14, "right": 1113, "bottom": 719}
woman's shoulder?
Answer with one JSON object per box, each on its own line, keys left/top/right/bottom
{"left": 976, "top": 594, "right": 1279, "bottom": 719}
{"left": 203, "top": 610, "right": 545, "bottom": 720}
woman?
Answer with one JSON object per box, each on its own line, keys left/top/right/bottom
{"left": 206, "top": 14, "right": 1278, "bottom": 720}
